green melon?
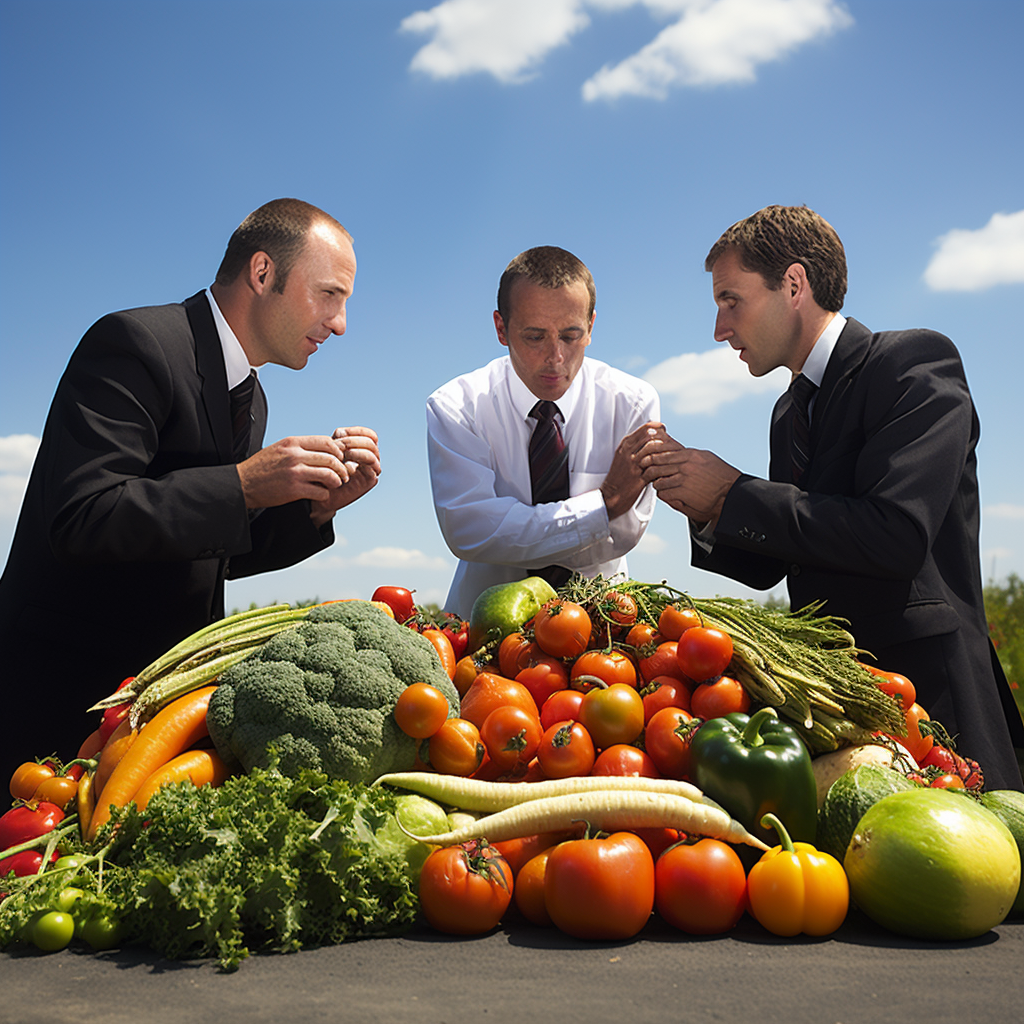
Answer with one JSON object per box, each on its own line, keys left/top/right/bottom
{"left": 979, "top": 789, "right": 1024, "bottom": 915}
{"left": 816, "top": 764, "right": 917, "bottom": 861}
{"left": 844, "top": 788, "right": 1020, "bottom": 940}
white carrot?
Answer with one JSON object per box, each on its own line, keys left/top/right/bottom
{"left": 375, "top": 771, "right": 706, "bottom": 811}
{"left": 395, "top": 788, "right": 770, "bottom": 850}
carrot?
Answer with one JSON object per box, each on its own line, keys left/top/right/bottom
{"left": 87, "top": 685, "right": 217, "bottom": 841}
{"left": 375, "top": 770, "right": 707, "bottom": 810}
{"left": 396, "top": 788, "right": 769, "bottom": 850}
{"left": 422, "top": 629, "right": 457, "bottom": 680}
{"left": 132, "top": 748, "right": 231, "bottom": 813}
{"left": 92, "top": 717, "right": 138, "bottom": 797}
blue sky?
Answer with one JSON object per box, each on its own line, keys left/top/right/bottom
{"left": 2, "top": 0, "right": 1022, "bottom": 615}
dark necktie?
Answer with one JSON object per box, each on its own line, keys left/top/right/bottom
{"left": 528, "top": 400, "right": 572, "bottom": 588}
{"left": 786, "top": 373, "right": 817, "bottom": 483}
{"left": 229, "top": 370, "right": 257, "bottom": 463}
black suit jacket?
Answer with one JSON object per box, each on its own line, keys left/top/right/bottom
{"left": 693, "top": 318, "right": 1022, "bottom": 789}
{"left": 0, "top": 292, "right": 331, "bottom": 764}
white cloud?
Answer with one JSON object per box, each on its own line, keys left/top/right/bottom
{"left": 400, "top": 0, "right": 591, "bottom": 83}
{"left": 635, "top": 530, "right": 667, "bottom": 554}
{"left": 0, "top": 435, "right": 38, "bottom": 528}
{"left": 923, "top": 211, "right": 1024, "bottom": 292}
{"left": 985, "top": 503, "right": 1024, "bottom": 520}
{"left": 353, "top": 546, "right": 452, "bottom": 570}
{"left": 0, "top": 434, "right": 39, "bottom": 474}
{"left": 400, "top": 0, "right": 852, "bottom": 97}
{"left": 645, "top": 346, "right": 789, "bottom": 415}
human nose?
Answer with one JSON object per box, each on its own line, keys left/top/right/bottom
{"left": 326, "top": 305, "right": 347, "bottom": 337}
{"left": 713, "top": 310, "right": 732, "bottom": 343}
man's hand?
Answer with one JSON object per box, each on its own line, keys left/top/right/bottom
{"left": 637, "top": 426, "right": 741, "bottom": 526}
{"left": 600, "top": 421, "right": 664, "bottom": 520}
{"left": 308, "top": 426, "right": 382, "bottom": 525}
{"left": 237, "top": 436, "right": 352, "bottom": 511}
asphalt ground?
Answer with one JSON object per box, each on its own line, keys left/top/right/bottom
{"left": 2, "top": 909, "right": 1021, "bottom": 1024}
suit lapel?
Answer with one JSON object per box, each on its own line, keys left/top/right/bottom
{"left": 813, "top": 317, "right": 873, "bottom": 439}
{"left": 184, "top": 291, "right": 233, "bottom": 462}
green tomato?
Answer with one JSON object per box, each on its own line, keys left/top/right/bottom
{"left": 56, "top": 886, "right": 86, "bottom": 914}
{"left": 32, "top": 910, "right": 75, "bottom": 952}
{"left": 53, "top": 855, "right": 87, "bottom": 876}
{"left": 80, "top": 912, "right": 124, "bottom": 951}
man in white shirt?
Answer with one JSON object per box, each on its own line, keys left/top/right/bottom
{"left": 427, "top": 245, "right": 661, "bottom": 618}
{"left": 637, "top": 204, "right": 1022, "bottom": 791}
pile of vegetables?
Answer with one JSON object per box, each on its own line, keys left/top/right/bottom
{"left": 2, "top": 573, "right": 1022, "bottom": 970}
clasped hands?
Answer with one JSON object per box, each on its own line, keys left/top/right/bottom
{"left": 237, "top": 426, "right": 381, "bottom": 527}
{"left": 631, "top": 422, "right": 741, "bottom": 526}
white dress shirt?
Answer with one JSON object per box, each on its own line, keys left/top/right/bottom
{"left": 427, "top": 355, "right": 661, "bottom": 617}
{"left": 205, "top": 288, "right": 257, "bottom": 389}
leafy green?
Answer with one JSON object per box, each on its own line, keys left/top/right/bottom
{"left": 1, "top": 764, "right": 422, "bottom": 971}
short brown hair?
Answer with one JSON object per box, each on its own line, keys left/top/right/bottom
{"left": 496, "top": 246, "right": 596, "bottom": 324}
{"left": 214, "top": 198, "right": 351, "bottom": 292}
{"left": 705, "top": 205, "right": 847, "bottom": 312}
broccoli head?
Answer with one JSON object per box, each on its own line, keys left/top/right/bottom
{"left": 206, "top": 601, "right": 461, "bottom": 784}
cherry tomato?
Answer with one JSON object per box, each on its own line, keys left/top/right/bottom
{"left": 690, "top": 676, "right": 750, "bottom": 720}
{"left": 31, "top": 774, "right": 79, "bottom": 810}
{"left": 591, "top": 744, "right": 661, "bottom": 778}
{"left": 644, "top": 707, "right": 700, "bottom": 779}
{"left": 534, "top": 599, "right": 592, "bottom": 659}
{"left": 571, "top": 649, "right": 637, "bottom": 691}
{"left": 641, "top": 676, "right": 692, "bottom": 724}
{"left": 428, "top": 718, "right": 485, "bottom": 776}
{"left": 861, "top": 664, "right": 917, "bottom": 713}
{"left": 31, "top": 911, "right": 75, "bottom": 952}
{"left": 394, "top": 682, "right": 451, "bottom": 739}
{"left": 480, "top": 705, "right": 543, "bottom": 771}
{"left": 418, "top": 840, "right": 513, "bottom": 934}
{"left": 536, "top": 720, "right": 596, "bottom": 778}
{"left": 9, "top": 761, "right": 56, "bottom": 802}
{"left": 930, "top": 772, "right": 966, "bottom": 790}
{"left": 676, "top": 626, "right": 734, "bottom": 683}
{"left": 516, "top": 655, "right": 570, "bottom": 710}
{"left": 658, "top": 604, "right": 702, "bottom": 641}
{"left": 514, "top": 848, "right": 554, "bottom": 926}
{"left": 370, "top": 585, "right": 416, "bottom": 623}
{"left": 655, "top": 838, "right": 748, "bottom": 934}
{"left": 498, "top": 633, "right": 537, "bottom": 678}
{"left": 545, "top": 831, "right": 655, "bottom": 940}
{"left": 80, "top": 912, "right": 125, "bottom": 950}
{"left": 625, "top": 622, "right": 660, "bottom": 651}
{"left": 540, "top": 689, "right": 584, "bottom": 730}
{"left": 578, "top": 683, "right": 645, "bottom": 749}
{"left": 638, "top": 641, "right": 687, "bottom": 684}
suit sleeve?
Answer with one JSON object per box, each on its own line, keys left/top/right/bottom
{"left": 697, "top": 330, "right": 973, "bottom": 583}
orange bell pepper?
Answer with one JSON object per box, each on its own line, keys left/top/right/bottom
{"left": 747, "top": 813, "right": 849, "bottom": 937}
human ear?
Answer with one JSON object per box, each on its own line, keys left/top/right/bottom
{"left": 494, "top": 310, "right": 509, "bottom": 347}
{"left": 249, "top": 252, "right": 274, "bottom": 294}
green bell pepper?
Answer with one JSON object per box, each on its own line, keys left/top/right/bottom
{"left": 689, "top": 706, "right": 818, "bottom": 845}
{"left": 466, "top": 576, "right": 557, "bottom": 655}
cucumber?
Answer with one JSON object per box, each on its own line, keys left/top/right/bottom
{"left": 979, "top": 790, "right": 1024, "bottom": 915}
{"left": 816, "top": 764, "right": 916, "bottom": 861}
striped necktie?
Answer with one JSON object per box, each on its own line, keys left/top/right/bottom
{"left": 529, "top": 400, "right": 571, "bottom": 588}
{"left": 787, "top": 373, "right": 817, "bottom": 483}
{"left": 229, "top": 370, "right": 257, "bottom": 463}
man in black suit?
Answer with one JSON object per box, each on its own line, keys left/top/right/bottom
{"left": 639, "top": 205, "right": 1023, "bottom": 790}
{"left": 0, "top": 198, "right": 381, "bottom": 767}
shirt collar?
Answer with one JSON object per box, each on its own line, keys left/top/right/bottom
{"left": 205, "top": 288, "right": 257, "bottom": 390}
{"left": 507, "top": 357, "right": 583, "bottom": 423}
{"left": 799, "top": 312, "right": 846, "bottom": 387}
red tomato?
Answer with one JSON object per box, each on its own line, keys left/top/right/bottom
{"left": 427, "top": 718, "right": 485, "bottom": 776}
{"left": 655, "top": 838, "right": 748, "bottom": 934}
{"left": 638, "top": 641, "right": 687, "bottom": 684}
{"left": 862, "top": 664, "right": 917, "bottom": 713}
{"left": 533, "top": 600, "right": 592, "bottom": 659}
{"left": 393, "top": 682, "right": 451, "bottom": 739}
{"left": 545, "top": 832, "right": 655, "bottom": 940}
{"left": 516, "top": 655, "right": 570, "bottom": 710}
{"left": 498, "top": 633, "right": 538, "bottom": 678}
{"left": 31, "top": 774, "right": 79, "bottom": 810}
{"left": 895, "top": 702, "right": 934, "bottom": 762}
{"left": 641, "top": 676, "right": 692, "bottom": 724}
{"left": 578, "top": 683, "right": 645, "bottom": 749}
{"left": 632, "top": 827, "right": 687, "bottom": 861}
{"left": 591, "top": 744, "right": 661, "bottom": 778}
{"left": 460, "top": 672, "right": 539, "bottom": 728}
{"left": 0, "top": 848, "right": 58, "bottom": 879}
{"left": 625, "top": 622, "right": 660, "bottom": 651}
{"left": 418, "top": 840, "right": 513, "bottom": 934}
{"left": 9, "top": 761, "right": 56, "bottom": 802}
{"left": 514, "top": 848, "right": 554, "bottom": 926}
{"left": 480, "top": 705, "right": 543, "bottom": 771}
{"left": 930, "top": 772, "right": 965, "bottom": 790}
{"left": 597, "top": 590, "right": 638, "bottom": 631}
{"left": 452, "top": 654, "right": 485, "bottom": 698}
{"left": 493, "top": 831, "right": 569, "bottom": 878}
{"left": 536, "top": 720, "right": 596, "bottom": 778}
{"left": 571, "top": 649, "right": 637, "bottom": 691}
{"left": 676, "top": 627, "right": 734, "bottom": 683}
{"left": 690, "top": 676, "right": 750, "bottom": 720}
{"left": 370, "top": 586, "right": 416, "bottom": 623}
{"left": 540, "top": 689, "right": 584, "bottom": 730}
{"left": 0, "top": 802, "right": 65, "bottom": 850}
{"left": 441, "top": 618, "right": 470, "bottom": 660}
{"left": 658, "top": 604, "right": 702, "bottom": 641}
{"left": 644, "top": 707, "right": 700, "bottom": 779}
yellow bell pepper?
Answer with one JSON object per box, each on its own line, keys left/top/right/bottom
{"left": 747, "top": 813, "right": 849, "bottom": 937}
